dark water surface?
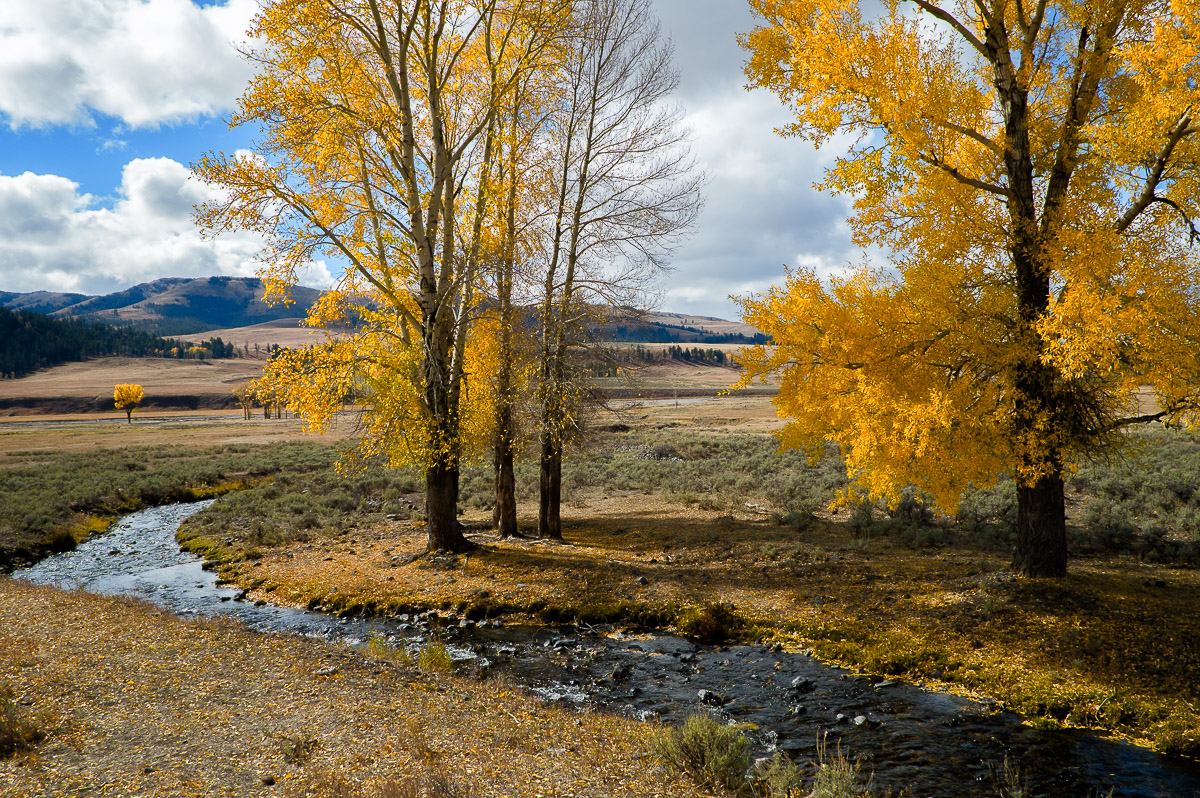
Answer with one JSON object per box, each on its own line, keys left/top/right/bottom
{"left": 14, "top": 502, "right": 1200, "bottom": 797}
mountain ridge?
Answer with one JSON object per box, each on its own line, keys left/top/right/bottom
{"left": 0, "top": 277, "right": 323, "bottom": 335}
{"left": 0, "top": 276, "right": 759, "bottom": 342}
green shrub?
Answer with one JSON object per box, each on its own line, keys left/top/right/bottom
{"left": 653, "top": 712, "right": 750, "bottom": 793}
{"left": 279, "top": 731, "right": 319, "bottom": 765}
{"left": 0, "top": 682, "right": 44, "bottom": 758}
{"left": 41, "top": 527, "right": 78, "bottom": 553}
{"left": 418, "top": 641, "right": 453, "bottom": 673}
{"left": 753, "top": 752, "right": 806, "bottom": 797}
{"left": 677, "top": 603, "right": 745, "bottom": 644}
{"left": 808, "top": 735, "right": 873, "bottom": 798}
{"left": 774, "top": 509, "right": 816, "bottom": 532}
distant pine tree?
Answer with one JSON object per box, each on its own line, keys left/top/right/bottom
{"left": 0, "top": 308, "right": 185, "bottom": 377}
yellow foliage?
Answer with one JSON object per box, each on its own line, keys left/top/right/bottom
{"left": 194, "top": 0, "right": 567, "bottom": 483}
{"left": 113, "top": 384, "right": 144, "bottom": 423}
{"left": 739, "top": 0, "right": 1200, "bottom": 516}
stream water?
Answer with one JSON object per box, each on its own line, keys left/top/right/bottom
{"left": 12, "top": 501, "right": 1200, "bottom": 798}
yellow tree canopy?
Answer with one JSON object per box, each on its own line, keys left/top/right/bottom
{"left": 113, "top": 384, "right": 143, "bottom": 410}
{"left": 740, "top": 0, "right": 1200, "bottom": 574}
{"left": 260, "top": 291, "right": 497, "bottom": 472}
{"left": 195, "top": 0, "right": 569, "bottom": 552}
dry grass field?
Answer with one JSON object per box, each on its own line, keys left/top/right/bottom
{"left": 0, "top": 323, "right": 757, "bottom": 417}
{"left": 2, "top": 353, "right": 1199, "bottom": 795}
{"left": 0, "top": 578, "right": 707, "bottom": 798}
{"left": 176, "top": 318, "right": 329, "bottom": 351}
{"left": 0, "top": 357, "right": 262, "bottom": 404}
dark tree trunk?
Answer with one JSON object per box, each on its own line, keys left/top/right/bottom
{"left": 538, "top": 436, "right": 562, "bottom": 539}
{"left": 1013, "top": 470, "right": 1067, "bottom": 576}
{"left": 1009, "top": 349, "right": 1069, "bottom": 576}
{"left": 493, "top": 430, "right": 518, "bottom": 538}
{"left": 425, "top": 459, "right": 474, "bottom": 553}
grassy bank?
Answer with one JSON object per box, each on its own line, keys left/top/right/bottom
{"left": 173, "top": 422, "right": 1200, "bottom": 759}
{"left": 0, "top": 440, "right": 342, "bottom": 571}
{"left": 0, "top": 578, "right": 707, "bottom": 797}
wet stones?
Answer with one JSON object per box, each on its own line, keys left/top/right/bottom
{"left": 790, "top": 676, "right": 817, "bottom": 693}
{"left": 698, "top": 689, "right": 727, "bottom": 706}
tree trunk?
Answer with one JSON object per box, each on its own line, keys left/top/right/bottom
{"left": 425, "top": 460, "right": 474, "bottom": 553}
{"left": 538, "top": 436, "right": 562, "bottom": 539}
{"left": 1013, "top": 470, "right": 1067, "bottom": 577}
{"left": 493, "top": 429, "right": 518, "bottom": 538}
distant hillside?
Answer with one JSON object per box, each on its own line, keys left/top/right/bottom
{"left": 599, "top": 310, "right": 767, "bottom": 344}
{"left": 1, "top": 277, "right": 758, "bottom": 344}
{"left": 0, "top": 290, "right": 91, "bottom": 315}
{"left": 0, "top": 277, "right": 323, "bottom": 335}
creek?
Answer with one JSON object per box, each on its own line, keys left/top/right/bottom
{"left": 13, "top": 501, "right": 1200, "bottom": 798}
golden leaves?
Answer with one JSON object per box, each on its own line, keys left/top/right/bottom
{"left": 740, "top": 0, "right": 1200, "bottom": 509}
{"left": 112, "top": 384, "right": 143, "bottom": 410}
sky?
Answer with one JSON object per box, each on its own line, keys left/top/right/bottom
{"left": 0, "top": 0, "right": 858, "bottom": 320}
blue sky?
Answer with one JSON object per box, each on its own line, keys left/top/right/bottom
{"left": 0, "top": 0, "right": 856, "bottom": 319}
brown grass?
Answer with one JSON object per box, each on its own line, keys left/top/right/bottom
{"left": 5, "top": 389, "right": 1198, "bottom": 766}
{"left": 0, "top": 577, "right": 706, "bottom": 797}
{"left": 0, "top": 414, "right": 348, "bottom": 453}
{"left": 187, "top": 467, "right": 1200, "bottom": 757}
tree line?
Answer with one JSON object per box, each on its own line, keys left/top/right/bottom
{"left": 0, "top": 307, "right": 248, "bottom": 378}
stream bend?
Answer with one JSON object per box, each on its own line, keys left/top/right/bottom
{"left": 14, "top": 502, "right": 1200, "bottom": 798}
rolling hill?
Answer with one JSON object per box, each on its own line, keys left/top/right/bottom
{"left": 0, "top": 277, "right": 762, "bottom": 343}
{"left": 0, "top": 277, "right": 323, "bottom": 335}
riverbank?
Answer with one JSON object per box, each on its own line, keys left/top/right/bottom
{"left": 169, "top": 399, "right": 1200, "bottom": 762}
{"left": 0, "top": 577, "right": 707, "bottom": 797}
{"left": 3, "top": 398, "right": 1199, "bottom": 769}
{"left": 186, "top": 491, "right": 1200, "bottom": 761}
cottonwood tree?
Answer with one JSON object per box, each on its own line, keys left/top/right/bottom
{"left": 113, "top": 384, "right": 143, "bottom": 424}
{"left": 197, "top": 0, "right": 562, "bottom": 553}
{"left": 739, "top": 0, "right": 1200, "bottom": 575}
{"left": 533, "top": 0, "right": 704, "bottom": 538}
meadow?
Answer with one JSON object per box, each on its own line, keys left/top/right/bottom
{"left": 2, "top": 395, "right": 1199, "bottom": 796}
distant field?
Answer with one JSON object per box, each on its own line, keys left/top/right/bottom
{"left": 177, "top": 317, "right": 329, "bottom": 351}
{"left": 0, "top": 357, "right": 261, "bottom": 416}
{"left": 0, "top": 320, "right": 766, "bottom": 415}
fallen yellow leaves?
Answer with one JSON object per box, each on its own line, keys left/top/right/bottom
{"left": 0, "top": 577, "right": 707, "bottom": 797}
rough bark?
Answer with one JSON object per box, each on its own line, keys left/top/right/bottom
{"left": 1013, "top": 470, "right": 1067, "bottom": 577}
{"left": 420, "top": 296, "right": 473, "bottom": 553}
{"left": 425, "top": 460, "right": 473, "bottom": 553}
{"left": 991, "top": 5, "right": 1071, "bottom": 577}
{"left": 493, "top": 417, "right": 518, "bottom": 537}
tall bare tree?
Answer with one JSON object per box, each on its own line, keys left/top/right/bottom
{"left": 534, "top": 0, "right": 704, "bottom": 539}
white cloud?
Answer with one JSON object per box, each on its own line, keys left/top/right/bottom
{"left": 0, "top": 0, "right": 257, "bottom": 128}
{"left": 0, "top": 158, "right": 276, "bottom": 294}
{"left": 657, "top": 86, "right": 860, "bottom": 319}
{"left": 646, "top": 0, "right": 865, "bottom": 321}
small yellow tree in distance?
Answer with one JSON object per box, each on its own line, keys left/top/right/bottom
{"left": 113, "top": 384, "right": 144, "bottom": 424}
